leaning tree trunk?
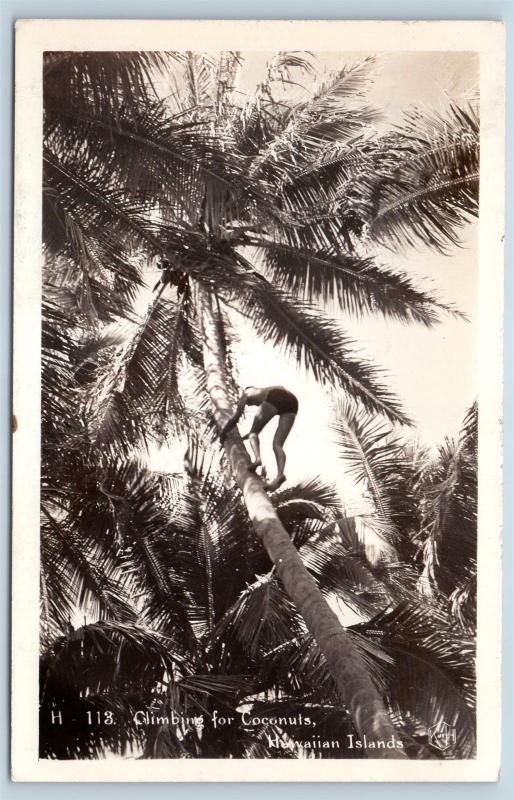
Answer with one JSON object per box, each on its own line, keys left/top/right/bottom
{"left": 199, "top": 286, "right": 406, "bottom": 759}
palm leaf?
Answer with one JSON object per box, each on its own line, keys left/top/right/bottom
{"left": 222, "top": 272, "right": 410, "bottom": 424}
{"left": 211, "top": 574, "right": 302, "bottom": 659}
{"left": 369, "top": 103, "right": 479, "bottom": 251}
{"left": 353, "top": 603, "right": 475, "bottom": 757}
{"left": 92, "top": 291, "right": 191, "bottom": 451}
{"left": 252, "top": 238, "right": 460, "bottom": 323}
{"left": 97, "top": 458, "right": 199, "bottom": 648}
{"left": 330, "top": 398, "right": 406, "bottom": 543}
{"left": 41, "top": 505, "right": 136, "bottom": 627}
{"left": 415, "top": 412, "right": 477, "bottom": 599}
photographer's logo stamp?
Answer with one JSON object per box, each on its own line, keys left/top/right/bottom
{"left": 428, "top": 722, "right": 457, "bottom": 751}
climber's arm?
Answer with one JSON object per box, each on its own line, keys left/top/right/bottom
{"left": 220, "top": 392, "right": 249, "bottom": 439}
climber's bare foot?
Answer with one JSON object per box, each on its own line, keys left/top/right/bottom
{"left": 264, "top": 474, "right": 286, "bottom": 492}
{"left": 248, "top": 459, "right": 262, "bottom": 472}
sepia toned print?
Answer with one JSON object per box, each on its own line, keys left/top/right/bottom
{"left": 12, "top": 20, "right": 504, "bottom": 782}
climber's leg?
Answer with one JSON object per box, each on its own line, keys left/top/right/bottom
{"left": 246, "top": 401, "right": 277, "bottom": 471}
{"left": 265, "top": 412, "right": 296, "bottom": 490}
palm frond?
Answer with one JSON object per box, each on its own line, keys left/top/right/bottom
{"left": 415, "top": 425, "right": 477, "bottom": 598}
{"left": 273, "top": 477, "right": 340, "bottom": 540}
{"left": 41, "top": 505, "right": 136, "bottom": 627}
{"left": 300, "top": 534, "right": 393, "bottom": 615}
{"left": 211, "top": 574, "right": 302, "bottom": 659}
{"left": 369, "top": 102, "right": 479, "bottom": 251}
{"left": 460, "top": 400, "right": 478, "bottom": 461}
{"left": 41, "top": 298, "right": 82, "bottom": 441}
{"left": 91, "top": 291, "right": 192, "bottom": 452}
{"left": 42, "top": 619, "right": 182, "bottom": 698}
{"left": 252, "top": 239, "right": 460, "bottom": 324}
{"left": 223, "top": 271, "right": 410, "bottom": 424}
{"left": 330, "top": 398, "right": 407, "bottom": 544}
{"left": 307, "top": 58, "right": 376, "bottom": 112}
{"left": 44, "top": 51, "right": 179, "bottom": 114}
{"left": 273, "top": 476, "right": 340, "bottom": 510}
{"left": 449, "top": 569, "right": 477, "bottom": 630}
{"left": 43, "top": 150, "right": 166, "bottom": 261}
{"left": 39, "top": 617, "right": 187, "bottom": 758}
{"left": 352, "top": 603, "right": 476, "bottom": 758}
{"left": 96, "top": 458, "right": 199, "bottom": 648}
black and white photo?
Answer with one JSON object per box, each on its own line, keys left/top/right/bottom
{"left": 11, "top": 19, "right": 504, "bottom": 782}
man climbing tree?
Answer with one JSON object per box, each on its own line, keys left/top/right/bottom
{"left": 221, "top": 385, "right": 299, "bottom": 490}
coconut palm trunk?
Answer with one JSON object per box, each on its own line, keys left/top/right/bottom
{"left": 199, "top": 286, "right": 406, "bottom": 758}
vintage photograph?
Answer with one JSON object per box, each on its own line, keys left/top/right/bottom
{"left": 12, "top": 19, "right": 504, "bottom": 782}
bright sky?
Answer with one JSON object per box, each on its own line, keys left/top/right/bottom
{"left": 149, "top": 51, "right": 479, "bottom": 509}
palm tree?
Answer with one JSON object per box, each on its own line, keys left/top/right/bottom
{"left": 41, "top": 50, "right": 479, "bottom": 753}
{"left": 412, "top": 403, "right": 478, "bottom": 627}
{"left": 328, "top": 400, "right": 478, "bottom": 755}
{"left": 331, "top": 399, "right": 477, "bottom": 616}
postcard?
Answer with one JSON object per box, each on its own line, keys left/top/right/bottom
{"left": 12, "top": 18, "right": 504, "bottom": 781}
